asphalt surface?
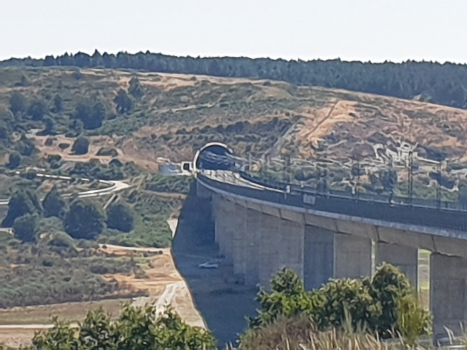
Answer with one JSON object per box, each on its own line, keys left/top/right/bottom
{"left": 0, "top": 172, "right": 130, "bottom": 206}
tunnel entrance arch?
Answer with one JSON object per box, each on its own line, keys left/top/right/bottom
{"left": 193, "top": 142, "right": 234, "bottom": 172}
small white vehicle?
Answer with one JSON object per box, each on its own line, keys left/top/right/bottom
{"left": 198, "top": 262, "right": 219, "bottom": 269}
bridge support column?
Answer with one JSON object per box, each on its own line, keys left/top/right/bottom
{"left": 244, "top": 208, "right": 261, "bottom": 286}
{"left": 334, "top": 234, "right": 372, "bottom": 280}
{"left": 259, "top": 213, "right": 281, "bottom": 287}
{"left": 431, "top": 253, "right": 467, "bottom": 340}
{"left": 259, "top": 213, "right": 305, "bottom": 288}
{"left": 376, "top": 242, "right": 418, "bottom": 289}
{"left": 216, "top": 199, "right": 234, "bottom": 263}
{"left": 231, "top": 203, "right": 247, "bottom": 277}
{"left": 304, "top": 226, "right": 334, "bottom": 290}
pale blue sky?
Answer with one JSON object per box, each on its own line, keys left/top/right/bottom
{"left": 1, "top": 0, "right": 466, "bottom": 63}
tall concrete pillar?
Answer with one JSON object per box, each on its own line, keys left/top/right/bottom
{"left": 258, "top": 214, "right": 305, "bottom": 288}
{"left": 334, "top": 234, "right": 372, "bottom": 280}
{"left": 259, "top": 213, "right": 283, "bottom": 287}
{"left": 376, "top": 242, "right": 418, "bottom": 289}
{"left": 217, "top": 199, "right": 234, "bottom": 264}
{"left": 244, "top": 208, "right": 261, "bottom": 286}
{"left": 304, "top": 226, "right": 334, "bottom": 290}
{"left": 214, "top": 198, "right": 227, "bottom": 255}
{"left": 279, "top": 219, "right": 304, "bottom": 281}
{"left": 231, "top": 203, "right": 247, "bottom": 277}
{"left": 431, "top": 253, "right": 467, "bottom": 339}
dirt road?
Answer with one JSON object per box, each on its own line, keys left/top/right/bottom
{"left": 0, "top": 221, "right": 206, "bottom": 348}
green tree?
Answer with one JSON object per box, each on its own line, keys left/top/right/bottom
{"left": 114, "top": 89, "right": 133, "bottom": 113}
{"left": 53, "top": 94, "right": 63, "bottom": 113}
{"left": 71, "top": 136, "right": 90, "bottom": 155}
{"left": 64, "top": 199, "right": 105, "bottom": 239}
{"left": 129, "top": 76, "right": 144, "bottom": 99}
{"left": 247, "top": 266, "right": 430, "bottom": 340}
{"left": 2, "top": 188, "right": 42, "bottom": 227}
{"left": 0, "top": 122, "right": 9, "bottom": 139}
{"left": 7, "top": 151, "right": 21, "bottom": 169}
{"left": 17, "top": 134, "right": 36, "bottom": 156}
{"left": 27, "top": 99, "right": 47, "bottom": 120}
{"left": 106, "top": 203, "right": 134, "bottom": 232}
{"left": 247, "top": 268, "right": 316, "bottom": 328}
{"left": 13, "top": 214, "right": 37, "bottom": 242}
{"left": 73, "top": 119, "right": 84, "bottom": 136}
{"left": 32, "top": 318, "right": 79, "bottom": 350}
{"left": 42, "top": 116, "right": 56, "bottom": 135}
{"left": 43, "top": 186, "right": 67, "bottom": 219}
{"left": 19, "top": 75, "right": 30, "bottom": 87}
{"left": 9, "top": 91, "right": 27, "bottom": 115}
{"left": 32, "top": 304, "right": 216, "bottom": 350}
{"left": 75, "top": 101, "right": 104, "bottom": 130}
{"left": 370, "top": 263, "right": 416, "bottom": 337}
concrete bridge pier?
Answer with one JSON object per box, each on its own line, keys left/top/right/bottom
{"left": 258, "top": 213, "right": 305, "bottom": 288}
{"left": 334, "top": 233, "right": 372, "bottom": 280}
{"left": 304, "top": 226, "right": 334, "bottom": 290}
{"left": 228, "top": 201, "right": 247, "bottom": 274}
{"left": 376, "top": 242, "right": 418, "bottom": 289}
{"left": 304, "top": 227, "right": 372, "bottom": 290}
{"left": 244, "top": 208, "right": 261, "bottom": 285}
{"left": 214, "top": 197, "right": 233, "bottom": 263}
{"left": 431, "top": 253, "right": 467, "bottom": 340}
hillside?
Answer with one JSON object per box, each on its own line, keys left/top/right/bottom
{"left": 3, "top": 52, "right": 467, "bottom": 111}
{"left": 1, "top": 67, "right": 467, "bottom": 199}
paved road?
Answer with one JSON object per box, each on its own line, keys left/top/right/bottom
{"left": 0, "top": 172, "right": 130, "bottom": 206}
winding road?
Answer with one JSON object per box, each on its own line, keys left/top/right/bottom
{"left": 0, "top": 172, "right": 131, "bottom": 206}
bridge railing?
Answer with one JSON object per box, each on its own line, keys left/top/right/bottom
{"left": 198, "top": 172, "right": 467, "bottom": 235}
{"left": 238, "top": 170, "right": 467, "bottom": 214}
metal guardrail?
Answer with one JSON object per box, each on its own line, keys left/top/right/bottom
{"left": 239, "top": 171, "right": 467, "bottom": 214}
{"left": 198, "top": 172, "right": 467, "bottom": 236}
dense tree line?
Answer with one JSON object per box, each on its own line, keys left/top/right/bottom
{"left": 2, "top": 185, "right": 135, "bottom": 242}
{"left": 4, "top": 51, "right": 467, "bottom": 109}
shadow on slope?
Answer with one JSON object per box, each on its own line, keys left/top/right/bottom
{"left": 172, "top": 183, "right": 258, "bottom": 347}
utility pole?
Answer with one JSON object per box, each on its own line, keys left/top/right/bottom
{"left": 408, "top": 151, "right": 413, "bottom": 205}
{"left": 436, "top": 161, "right": 441, "bottom": 209}
{"left": 356, "top": 156, "right": 360, "bottom": 199}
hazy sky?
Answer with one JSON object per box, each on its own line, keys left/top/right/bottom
{"left": 1, "top": 0, "right": 466, "bottom": 63}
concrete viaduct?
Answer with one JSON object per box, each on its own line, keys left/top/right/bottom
{"left": 193, "top": 161, "right": 467, "bottom": 340}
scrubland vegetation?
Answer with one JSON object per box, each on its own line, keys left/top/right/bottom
{"left": 0, "top": 173, "right": 186, "bottom": 314}
{"left": 0, "top": 265, "right": 441, "bottom": 350}
{"left": 5, "top": 51, "right": 467, "bottom": 110}
{"left": 3, "top": 57, "right": 467, "bottom": 349}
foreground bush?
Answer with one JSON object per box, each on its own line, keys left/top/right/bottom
{"left": 31, "top": 304, "right": 216, "bottom": 350}
{"left": 248, "top": 265, "right": 431, "bottom": 345}
{"left": 239, "top": 316, "right": 413, "bottom": 350}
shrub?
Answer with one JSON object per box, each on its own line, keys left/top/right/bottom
{"left": 72, "top": 136, "right": 90, "bottom": 155}
{"left": 145, "top": 173, "right": 193, "bottom": 194}
{"left": 27, "top": 99, "right": 47, "bottom": 120}
{"left": 7, "top": 151, "right": 21, "bottom": 169}
{"left": 106, "top": 203, "right": 134, "bottom": 232}
{"left": 2, "top": 188, "right": 42, "bottom": 227}
{"left": 58, "top": 142, "right": 70, "bottom": 150}
{"left": 13, "top": 214, "right": 37, "bottom": 243}
{"left": 43, "top": 185, "right": 67, "bottom": 218}
{"left": 17, "top": 134, "right": 36, "bottom": 156}
{"left": 33, "top": 304, "right": 217, "bottom": 350}
{"left": 248, "top": 265, "right": 430, "bottom": 342}
{"left": 96, "top": 147, "right": 118, "bottom": 157}
{"left": 64, "top": 199, "right": 105, "bottom": 240}
{"left": 47, "top": 231, "right": 76, "bottom": 249}
{"left": 9, "top": 91, "right": 27, "bottom": 115}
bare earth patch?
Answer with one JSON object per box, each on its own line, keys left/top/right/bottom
{"left": 0, "top": 232, "right": 205, "bottom": 348}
